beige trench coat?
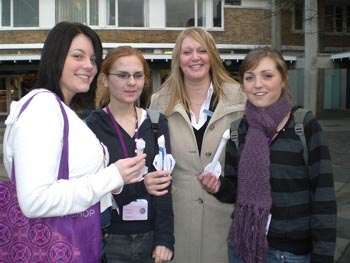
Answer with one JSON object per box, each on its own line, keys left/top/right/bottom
{"left": 149, "top": 83, "right": 246, "bottom": 263}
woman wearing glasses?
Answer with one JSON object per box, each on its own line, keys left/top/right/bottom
{"left": 85, "top": 46, "right": 174, "bottom": 263}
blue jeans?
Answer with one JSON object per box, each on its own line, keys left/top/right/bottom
{"left": 228, "top": 244, "right": 310, "bottom": 263}
{"left": 104, "top": 231, "right": 154, "bottom": 263}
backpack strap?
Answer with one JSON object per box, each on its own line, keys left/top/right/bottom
{"left": 293, "top": 108, "right": 309, "bottom": 165}
{"left": 230, "top": 118, "right": 241, "bottom": 150}
{"left": 146, "top": 109, "right": 160, "bottom": 135}
{"left": 229, "top": 109, "right": 309, "bottom": 165}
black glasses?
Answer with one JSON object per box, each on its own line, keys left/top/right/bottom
{"left": 108, "top": 72, "right": 145, "bottom": 80}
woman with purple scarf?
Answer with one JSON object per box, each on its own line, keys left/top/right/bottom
{"left": 198, "top": 46, "right": 337, "bottom": 263}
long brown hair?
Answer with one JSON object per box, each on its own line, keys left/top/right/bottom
{"left": 239, "top": 46, "right": 292, "bottom": 101}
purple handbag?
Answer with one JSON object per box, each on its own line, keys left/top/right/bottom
{"left": 0, "top": 92, "right": 101, "bottom": 263}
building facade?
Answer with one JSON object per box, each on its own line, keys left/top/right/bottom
{"left": 0, "top": 0, "right": 349, "bottom": 115}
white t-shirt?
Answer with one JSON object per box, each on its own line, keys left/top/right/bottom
{"left": 189, "top": 83, "right": 214, "bottom": 130}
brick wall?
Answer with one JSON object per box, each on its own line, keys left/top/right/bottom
{"left": 281, "top": 8, "right": 304, "bottom": 46}
{"left": 280, "top": 2, "right": 350, "bottom": 49}
{"left": 0, "top": 30, "right": 49, "bottom": 43}
{"left": 0, "top": 8, "right": 272, "bottom": 46}
{"left": 0, "top": 5, "right": 348, "bottom": 51}
{"left": 214, "top": 8, "right": 271, "bottom": 45}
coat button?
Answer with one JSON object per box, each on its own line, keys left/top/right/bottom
{"left": 209, "top": 125, "right": 215, "bottom": 130}
{"left": 205, "top": 152, "right": 211, "bottom": 157}
{"left": 196, "top": 198, "right": 203, "bottom": 204}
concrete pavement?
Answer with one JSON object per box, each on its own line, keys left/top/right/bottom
{"left": 319, "top": 117, "right": 350, "bottom": 263}
{"left": 0, "top": 116, "right": 349, "bottom": 262}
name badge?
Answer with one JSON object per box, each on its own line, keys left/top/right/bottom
{"left": 203, "top": 109, "right": 213, "bottom": 117}
{"left": 122, "top": 199, "right": 148, "bottom": 221}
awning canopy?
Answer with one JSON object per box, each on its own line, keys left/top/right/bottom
{"left": 331, "top": 52, "right": 350, "bottom": 61}
{"left": 0, "top": 43, "right": 297, "bottom": 63}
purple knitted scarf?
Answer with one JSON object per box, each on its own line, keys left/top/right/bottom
{"left": 228, "top": 96, "right": 292, "bottom": 263}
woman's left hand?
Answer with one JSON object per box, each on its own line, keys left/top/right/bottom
{"left": 198, "top": 173, "right": 221, "bottom": 194}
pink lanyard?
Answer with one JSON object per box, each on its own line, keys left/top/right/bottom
{"left": 106, "top": 106, "right": 139, "bottom": 158}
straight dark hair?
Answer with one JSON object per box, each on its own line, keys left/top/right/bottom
{"left": 34, "top": 21, "right": 103, "bottom": 109}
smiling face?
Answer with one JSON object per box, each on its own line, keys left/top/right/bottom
{"left": 60, "top": 33, "right": 98, "bottom": 104}
{"left": 102, "top": 55, "right": 144, "bottom": 106}
{"left": 242, "top": 57, "right": 285, "bottom": 109}
{"left": 179, "top": 36, "right": 211, "bottom": 83}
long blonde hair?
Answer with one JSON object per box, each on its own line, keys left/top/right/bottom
{"left": 162, "top": 27, "right": 238, "bottom": 115}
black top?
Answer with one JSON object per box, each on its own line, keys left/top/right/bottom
{"left": 192, "top": 93, "right": 217, "bottom": 154}
{"left": 215, "top": 107, "right": 337, "bottom": 262}
{"left": 85, "top": 108, "right": 174, "bottom": 252}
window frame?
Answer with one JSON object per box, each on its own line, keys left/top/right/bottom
{"left": 164, "top": 0, "right": 223, "bottom": 29}
{"left": 55, "top": 0, "right": 98, "bottom": 26}
{"left": 324, "top": 4, "right": 350, "bottom": 34}
{"left": 106, "top": 0, "right": 149, "bottom": 28}
{"left": 0, "top": 0, "right": 224, "bottom": 30}
{"left": 292, "top": 0, "right": 304, "bottom": 33}
{"left": 224, "top": 0, "right": 241, "bottom": 6}
{"left": 1, "top": 0, "right": 39, "bottom": 28}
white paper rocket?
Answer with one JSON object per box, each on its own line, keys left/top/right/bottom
{"left": 153, "top": 135, "right": 175, "bottom": 173}
{"left": 203, "top": 129, "right": 230, "bottom": 178}
{"left": 135, "top": 138, "right": 148, "bottom": 178}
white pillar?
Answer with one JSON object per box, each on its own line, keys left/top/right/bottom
{"left": 271, "top": 0, "right": 281, "bottom": 50}
{"left": 304, "top": 0, "right": 318, "bottom": 114}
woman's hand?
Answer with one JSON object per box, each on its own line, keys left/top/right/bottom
{"left": 114, "top": 153, "right": 146, "bottom": 184}
{"left": 144, "top": 170, "right": 172, "bottom": 196}
{"left": 152, "top": 245, "right": 173, "bottom": 263}
{"left": 198, "top": 173, "right": 221, "bottom": 194}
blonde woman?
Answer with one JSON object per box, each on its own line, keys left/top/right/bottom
{"left": 148, "top": 27, "right": 246, "bottom": 263}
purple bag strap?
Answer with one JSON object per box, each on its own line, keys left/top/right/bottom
{"left": 12, "top": 91, "right": 69, "bottom": 181}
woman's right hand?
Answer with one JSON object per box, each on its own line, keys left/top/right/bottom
{"left": 144, "top": 170, "right": 172, "bottom": 196}
{"left": 114, "top": 153, "right": 147, "bottom": 184}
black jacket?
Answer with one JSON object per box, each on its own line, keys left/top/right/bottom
{"left": 86, "top": 108, "right": 174, "bottom": 252}
{"left": 215, "top": 108, "right": 337, "bottom": 263}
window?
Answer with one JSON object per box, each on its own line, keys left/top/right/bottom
{"left": 1, "top": 0, "right": 38, "bottom": 27}
{"left": 213, "top": 0, "right": 222, "bottom": 27}
{"left": 89, "top": 0, "right": 98, "bottom": 25}
{"left": 294, "top": 1, "right": 304, "bottom": 31}
{"left": 118, "top": 0, "right": 144, "bottom": 27}
{"left": 56, "top": 0, "right": 98, "bottom": 25}
{"left": 198, "top": 0, "right": 205, "bottom": 27}
{"left": 325, "top": 4, "right": 350, "bottom": 33}
{"left": 347, "top": 6, "right": 350, "bottom": 32}
{"left": 1, "top": 0, "right": 10, "bottom": 26}
{"left": 166, "top": 0, "right": 221, "bottom": 28}
{"left": 225, "top": 0, "right": 241, "bottom": 5}
{"left": 335, "top": 6, "right": 343, "bottom": 32}
{"left": 108, "top": 0, "right": 116, "bottom": 25}
{"left": 166, "top": 0, "right": 195, "bottom": 27}
{"left": 107, "top": 0, "right": 145, "bottom": 27}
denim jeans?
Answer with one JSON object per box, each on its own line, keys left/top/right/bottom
{"left": 228, "top": 244, "right": 310, "bottom": 263}
{"left": 103, "top": 231, "right": 154, "bottom": 263}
